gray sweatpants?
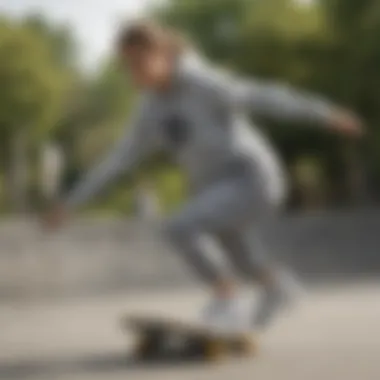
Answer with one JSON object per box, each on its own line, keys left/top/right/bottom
{"left": 164, "top": 164, "right": 280, "bottom": 283}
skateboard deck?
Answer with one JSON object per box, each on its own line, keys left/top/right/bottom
{"left": 121, "top": 314, "right": 257, "bottom": 361}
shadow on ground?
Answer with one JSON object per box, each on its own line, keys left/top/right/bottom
{"left": 0, "top": 351, "right": 217, "bottom": 379}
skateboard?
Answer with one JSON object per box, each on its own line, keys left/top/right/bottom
{"left": 121, "top": 314, "right": 257, "bottom": 361}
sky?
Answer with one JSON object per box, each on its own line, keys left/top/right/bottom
{"left": 0, "top": 0, "right": 311, "bottom": 70}
{"left": 0, "top": 0, "right": 160, "bottom": 69}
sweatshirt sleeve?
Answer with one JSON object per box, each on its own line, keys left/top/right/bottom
{"left": 64, "top": 97, "right": 156, "bottom": 209}
{"left": 180, "top": 55, "right": 335, "bottom": 127}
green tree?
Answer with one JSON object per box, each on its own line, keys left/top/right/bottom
{"left": 0, "top": 18, "right": 74, "bottom": 211}
{"left": 318, "top": 0, "right": 380, "bottom": 202}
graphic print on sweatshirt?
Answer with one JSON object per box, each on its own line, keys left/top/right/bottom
{"left": 161, "top": 113, "right": 190, "bottom": 150}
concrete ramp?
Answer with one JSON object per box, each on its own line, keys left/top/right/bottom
{"left": 0, "top": 282, "right": 379, "bottom": 380}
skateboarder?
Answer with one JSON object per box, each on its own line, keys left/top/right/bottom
{"left": 42, "top": 21, "right": 363, "bottom": 331}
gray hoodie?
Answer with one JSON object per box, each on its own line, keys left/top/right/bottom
{"left": 65, "top": 52, "right": 334, "bottom": 208}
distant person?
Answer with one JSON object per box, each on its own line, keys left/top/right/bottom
{"left": 42, "top": 21, "right": 363, "bottom": 332}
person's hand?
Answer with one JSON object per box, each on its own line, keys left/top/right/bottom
{"left": 41, "top": 203, "right": 69, "bottom": 232}
{"left": 330, "top": 109, "right": 364, "bottom": 138}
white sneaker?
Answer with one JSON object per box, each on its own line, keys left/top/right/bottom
{"left": 201, "top": 296, "right": 249, "bottom": 335}
{"left": 252, "top": 271, "right": 303, "bottom": 331}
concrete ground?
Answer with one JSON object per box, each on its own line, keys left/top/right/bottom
{"left": 1, "top": 281, "right": 379, "bottom": 380}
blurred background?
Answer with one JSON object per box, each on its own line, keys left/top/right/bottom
{"left": 0, "top": 1, "right": 380, "bottom": 379}
{"left": 0, "top": 0, "right": 379, "bottom": 217}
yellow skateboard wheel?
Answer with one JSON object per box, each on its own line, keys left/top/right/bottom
{"left": 236, "top": 336, "right": 257, "bottom": 355}
{"left": 134, "top": 336, "right": 152, "bottom": 358}
{"left": 204, "top": 339, "right": 228, "bottom": 362}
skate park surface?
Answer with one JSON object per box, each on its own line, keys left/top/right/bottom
{"left": 1, "top": 211, "right": 380, "bottom": 380}
{"left": 1, "top": 282, "right": 380, "bottom": 380}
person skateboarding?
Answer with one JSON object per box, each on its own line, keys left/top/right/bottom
{"left": 42, "top": 21, "right": 363, "bottom": 332}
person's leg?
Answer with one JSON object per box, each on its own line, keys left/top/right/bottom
{"left": 163, "top": 167, "right": 300, "bottom": 329}
{"left": 218, "top": 225, "right": 302, "bottom": 331}
{"left": 217, "top": 227, "right": 271, "bottom": 282}
{"left": 163, "top": 177, "right": 254, "bottom": 295}
{"left": 163, "top": 177, "right": 258, "bottom": 327}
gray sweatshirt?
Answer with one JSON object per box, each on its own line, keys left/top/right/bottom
{"left": 65, "top": 52, "right": 334, "bottom": 209}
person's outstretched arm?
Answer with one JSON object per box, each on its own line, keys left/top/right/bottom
{"left": 231, "top": 78, "right": 335, "bottom": 126}
{"left": 237, "top": 78, "right": 363, "bottom": 134}
{"left": 181, "top": 56, "right": 363, "bottom": 135}
{"left": 64, "top": 97, "right": 156, "bottom": 210}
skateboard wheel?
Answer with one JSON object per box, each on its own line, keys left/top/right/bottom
{"left": 204, "top": 339, "right": 227, "bottom": 361}
{"left": 134, "top": 337, "right": 154, "bottom": 359}
{"left": 236, "top": 336, "right": 256, "bottom": 355}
